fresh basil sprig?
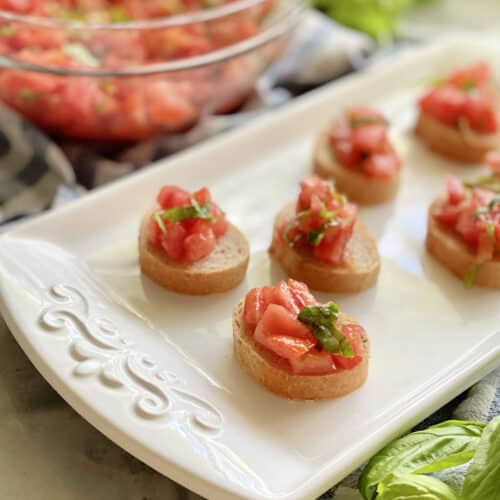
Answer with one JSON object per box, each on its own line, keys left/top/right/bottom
{"left": 350, "top": 116, "right": 388, "bottom": 128}
{"left": 464, "top": 176, "right": 500, "bottom": 194}
{"left": 376, "top": 473, "right": 458, "bottom": 500}
{"left": 297, "top": 303, "right": 354, "bottom": 357}
{"left": 461, "top": 415, "right": 500, "bottom": 500}
{"left": 463, "top": 262, "right": 481, "bottom": 289}
{"left": 358, "top": 419, "right": 493, "bottom": 500}
{"left": 157, "top": 199, "right": 212, "bottom": 224}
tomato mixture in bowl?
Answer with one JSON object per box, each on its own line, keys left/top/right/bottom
{"left": 148, "top": 185, "right": 228, "bottom": 263}
{"left": 244, "top": 279, "right": 367, "bottom": 374}
{"left": 419, "top": 62, "right": 498, "bottom": 135}
{"left": 0, "top": 0, "right": 303, "bottom": 140}
{"left": 279, "top": 176, "right": 358, "bottom": 265}
{"left": 328, "top": 106, "right": 401, "bottom": 179}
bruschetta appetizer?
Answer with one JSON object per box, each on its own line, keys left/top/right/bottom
{"left": 416, "top": 62, "right": 500, "bottom": 163}
{"left": 139, "top": 185, "right": 249, "bottom": 295}
{"left": 269, "top": 176, "right": 380, "bottom": 293}
{"left": 426, "top": 158, "right": 500, "bottom": 288}
{"left": 313, "top": 106, "right": 401, "bottom": 204}
{"left": 233, "top": 279, "right": 369, "bottom": 399}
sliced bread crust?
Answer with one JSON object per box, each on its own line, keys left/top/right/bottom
{"left": 232, "top": 300, "right": 369, "bottom": 400}
{"left": 426, "top": 197, "right": 500, "bottom": 288}
{"left": 416, "top": 112, "right": 500, "bottom": 164}
{"left": 313, "top": 131, "right": 400, "bottom": 205}
{"left": 139, "top": 211, "right": 249, "bottom": 295}
{"left": 269, "top": 203, "right": 380, "bottom": 293}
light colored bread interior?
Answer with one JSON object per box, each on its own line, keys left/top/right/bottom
{"left": 416, "top": 112, "right": 500, "bottom": 164}
{"left": 139, "top": 211, "right": 249, "bottom": 295}
{"left": 426, "top": 197, "right": 500, "bottom": 288}
{"left": 313, "top": 131, "right": 400, "bottom": 205}
{"left": 269, "top": 203, "right": 380, "bottom": 293}
{"left": 232, "top": 300, "right": 369, "bottom": 400}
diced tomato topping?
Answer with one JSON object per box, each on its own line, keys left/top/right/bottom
{"left": 289, "top": 350, "right": 335, "bottom": 375}
{"left": 183, "top": 226, "right": 216, "bottom": 263}
{"left": 351, "top": 124, "right": 387, "bottom": 154}
{"left": 243, "top": 281, "right": 367, "bottom": 375}
{"left": 313, "top": 218, "right": 355, "bottom": 265}
{"left": 486, "top": 151, "right": 500, "bottom": 175}
{"left": 433, "top": 179, "right": 500, "bottom": 261}
{"left": 149, "top": 184, "right": 228, "bottom": 263}
{"left": 419, "top": 62, "right": 498, "bottom": 134}
{"left": 161, "top": 222, "right": 187, "bottom": 261}
{"left": 328, "top": 106, "right": 400, "bottom": 179}
{"left": 331, "top": 323, "right": 366, "bottom": 370}
{"left": 446, "top": 176, "right": 466, "bottom": 205}
{"left": 157, "top": 185, "right": 191, "bottom": 209}
{"left": 148, "top": 217, "right": 163, "bottom": 248}
{"left": 297, "top": 176, "right": 333, "bottom": 212}
{"left": 363, "top": 152, "right": 401, "bottom": 180}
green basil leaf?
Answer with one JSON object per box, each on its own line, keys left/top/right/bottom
{"left": 307, "top": 230, "right": 324, "bottom": 246}
{"left": 63, "top": 43, "right": 99, "bottom": 67}
{"left": 358, "top": 420, "right": 485, "bottom": 500}
{"left": 463, "top": 262, "right": 481, "bottom": 289}
{"left": 485, "top": 221, "right": 496, "bottom": 241}
{"left": 297, "top": 304, "right": 354, "bottom": 357}
{"left": 350, "top": 116, "right": 388, "bottom": 128}
{"left": 153, "top": 213, "right": 166, "bottom": 234}
{"left": 376, "top": 473, "right": 458, "bottom": 500}
{"left": 461, "top": 415, "right": 500, "bottom": 500}
{"left": 158, "top": 201, "right": 212, "bottom": 223}
{"left": 465, "top": 176, "right": 500, "bottom": 194}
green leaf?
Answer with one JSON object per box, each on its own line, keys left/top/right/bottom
{"left": 158, "top": 200, "right": 212, "bottom": 223}
{"left": 465, "top": 176, "right": 500, "bottom": 194}
{"left": 153, "top": 213, "right": 166, "bottom": 234}
{"left": 350, "top": 116, "right": 388, "bottom": 128}
{"left": 462, "top": 415, "right": 500, "bottom": 500}
{"left": 358, "top": 420, "right": 485, "bottom": 500}
{"left": 485, "top": 221, "right": 496, "bottom": 241}
{"left": 307, "top": 230, "right": 324, "bottom": 246}
{"left": 297, "top": 303, "right": 354, "bottom": 357}
{"left": 376, "top": 473, "right": 458, "bottom": 500}
{"left": 463, "top": 262, "right": 481, "bottom": 289}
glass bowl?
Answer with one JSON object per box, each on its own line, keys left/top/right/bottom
{"left": 0, "top": 0, "right": 305, "bottom": 142}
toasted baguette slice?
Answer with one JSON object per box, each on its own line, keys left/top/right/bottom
{"left": 416, "top": 112, "right": 500, "bottom": 164}
{"left": 426, "top": 197, "right": 500, "bottom": 288}
{"left": 232, "top": 300, "right": 369, "bottom": 400}
{"left": 313, "top": 131, "right": 400, "bottom": 205}
{"left": 139, "top": 211, "right": 249, "bottom": 295}
{"left": 269, "top": 203, "right": 380, "bottom": 293}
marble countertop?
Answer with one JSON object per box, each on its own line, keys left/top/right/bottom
{"left": 0, "top": 317, "right": 203, "bottom": 500}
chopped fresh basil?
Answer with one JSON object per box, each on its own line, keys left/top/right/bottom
{"left": 464, "top": 262, "right": 481, "bottom": 289}
{"left": 487, "top": 195, "right": 500, "bottom": 210}
{"left": 350, "top": 116, "right": 388, "bottom": 128}
{"left": 298, "top": 303, "right": 354, "bottom": 357}
{"left": 0, "top": 25, "right": 15, "bottom": 37}
{"left": 486, "top": 221, "right": 496, "bottom": 241}
{"left": 458, "top": 79, "right": 476, "bottom": 92}
{"left": 158, "top": 199, "right": 212, "bottom": 223}
{"left": 153, "top": 213, "right": 166, "bottom": 234}
{"left": 307, "top": 230, "right": 324, "bottom": 246}
{"left": 110, "top": 6, "right": 130, "bottom": 22}
{"left": 465, "top": 176, "right": 500, "bottom": 194}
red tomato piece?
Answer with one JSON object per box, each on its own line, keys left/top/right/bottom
{"left": 446, "top": 176, "right": 466, "bottom": 205}
{"left": 363, "top": 152, "right": 400, "bottom": 179}
{"left": 193, "top": 187, "right": 211, "bottom": 205}
{"left": 271, "top": 281, "right": 302, "bottom": 315}
{"left": 183, "top": 226, "right": 216, "bottom": 263}
{"left": 161, "top": 222, "right": 187, "bottom": 260}
{"left": 333, "top": 140, "right": 362, "bottom": 168}
{"left": 313, "top": 220, "right": 354, "bottom": 265}
{"left": 297, "top": 176, "right": 333, "bottom": 211}
{"left": 447, "top": 62, "right": 490, "bottom": 88}
{"left": 258, "top": 303, "right": 314, "bottom": 340}
{"left": 210, "top": 203, "right": 228, "bottom": 238}
{"left": 289, "top": 349, "right": 335, "bottom": 375}
{"left": 264, "top": 335, "right": 315, "bottom": 361}
{"left": 455, "top": 205, "right": 480, "bottom": 247}
{"left": 328, "top": 119, "right": 351, "bottom": 142}
{"left": 147, "top": 217, "right": 163, "bottom": 248}
{"left": 243, "top": 286, "right": 274, "bottom": 331}
{"left": 434, "top": 204, "right": 463, "bottom": 226}
{"left": 464, "top": 97, "right": 497, "bottom": 134}
{"left": 331, "top": 323, "right": 366, "bottom": 370}
{"left": 157, "top": 185, "right": 191, "bottom": 209}
{"left": 419, "top": 85, "right": 468, "bottom": 126}
{"left": 347, "top": 106, "right": 385, "bottom": 122}
{"left": 287, "top": 279, "right": 318, "bottom": 309}
{"left": 351, "top": 124, "right": 388, "bottom": 154}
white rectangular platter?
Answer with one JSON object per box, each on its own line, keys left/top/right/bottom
{"left": 1, "top": 36, "right": 499, "bottom": 500}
